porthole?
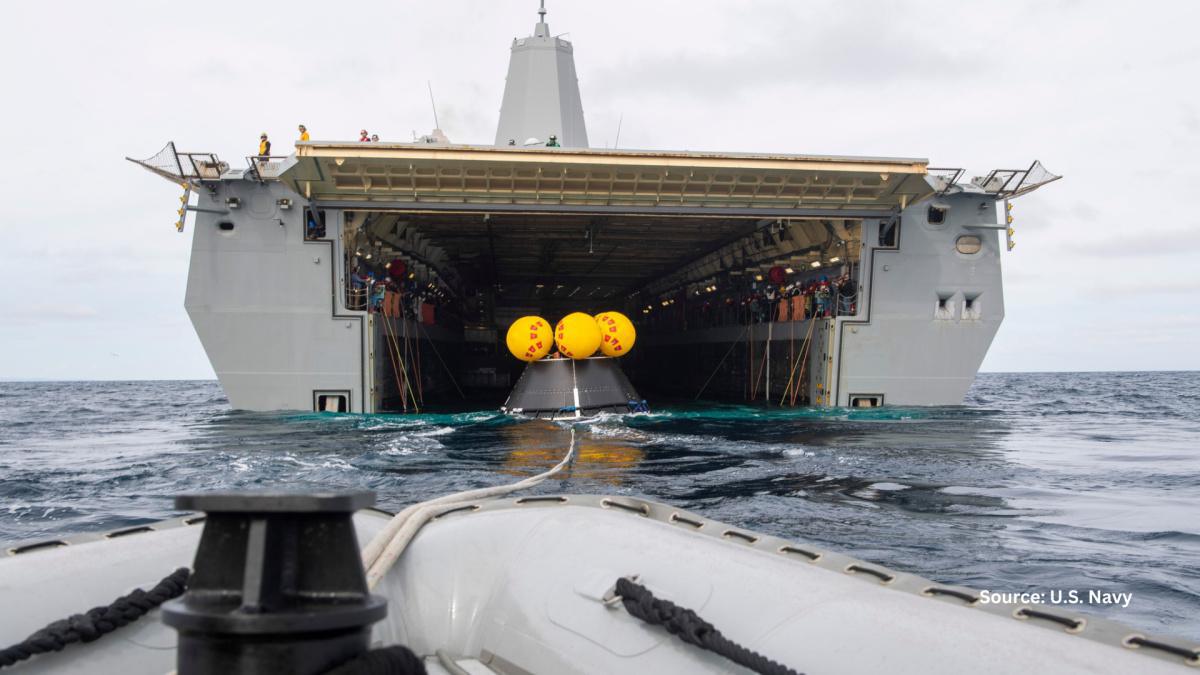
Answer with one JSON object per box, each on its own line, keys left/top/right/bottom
{"left": 217, "top": 221, "right": 235, "bottom": 231}
{"left": 956, "top": 235, "right": 982, "bottom": 255}
{"left": 928, "top": 205, "right": 948, "bottom": 225}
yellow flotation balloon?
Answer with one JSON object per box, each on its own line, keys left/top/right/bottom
{"left": 595, "top": 310, "right": 637, "bottom": 357}
{"left": 506, "top": 316, "right": 552, "bottom": 362}
{"left": 555, "top": 312, "right": 602, "bottom": 359}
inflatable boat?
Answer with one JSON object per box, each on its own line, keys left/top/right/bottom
{"left": 1, "top": 489, "right": 1196, "bottom": 674}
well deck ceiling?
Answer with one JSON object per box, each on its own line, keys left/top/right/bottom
{"left": 360, "top": 210, "right": 852, "bottom": 304}
{"left": 285, "top": 143, "right": 933, "bottom": 214}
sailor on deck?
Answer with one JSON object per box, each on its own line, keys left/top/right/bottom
{"left": 257, "top": 133, "right": 271, "bottom": 163}
{"left": 298, "top": 125, "right": 310, "bottom": 142}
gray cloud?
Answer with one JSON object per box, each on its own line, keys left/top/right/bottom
{"left": 584, "top": 4, "right": 985, "bottom": 101}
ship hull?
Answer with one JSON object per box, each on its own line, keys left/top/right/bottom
{"left": 183, "top": 175, "right": 1004, "bottom": 413}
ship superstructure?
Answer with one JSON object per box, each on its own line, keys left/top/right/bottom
{"left": 130, "top": 5, "right": 1057, "bottom": 413}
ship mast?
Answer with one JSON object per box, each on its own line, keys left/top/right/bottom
{"left": 494, "top": 1, "right": 589, "bottom": 147}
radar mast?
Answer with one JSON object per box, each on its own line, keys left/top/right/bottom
{"left": 494, "top": 1, "right": 589, "bottom": 148}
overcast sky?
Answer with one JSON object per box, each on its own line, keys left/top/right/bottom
{"left": 1, "top": 0, "right": 1198, "bottom": 380}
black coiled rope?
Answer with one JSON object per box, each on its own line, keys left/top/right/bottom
{"left": 615, "top": 577, "right": 802, "bottom": 675}
{"left": 323, "top": 645, "right": 427, "bottom": 675}
{"left": 0, "top": 567, "right": 190, "bottom": 669}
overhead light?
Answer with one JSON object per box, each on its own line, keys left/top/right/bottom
{"left": 784, "top": 267, "right": 794, "bottom": 274}
{"left": 535, "top": 283, "right": 545, "bottom": 288}
{"left": 661, "top": 300, "right": 669, "bottom": 307}
{"left": 754, "top": 274, "right": 763, "bottom": 282}
{"left": 811, "top": 261, "right": 821, "bottom": 268}
{"left": 829, "top": 257, "right": 840, "bottom": 263}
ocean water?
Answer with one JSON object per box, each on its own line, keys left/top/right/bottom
{"left": 1, "top": 372, "right": 1197, "bottom": 641}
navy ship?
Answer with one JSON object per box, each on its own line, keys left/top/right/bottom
{"left": 129, "top": 3, "right": 1058, "bottom": 413}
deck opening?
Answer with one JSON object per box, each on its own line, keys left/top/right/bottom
{"left": 850, "top": 395, "right": 881, "bottom": 408}
{"left": 935, "top": 292, "right": 955, "bottom": 320}
{"left": 304, "top": 208, "right": 327, "bottom": 240}
{"left": 879, "top": 219, "right": 899, "bottom": 248}
{"left": 315, "top": 392, "right": 349, "bottom": 413}
{"left": 963, "top": 292, "right": 982, "bottom": 320}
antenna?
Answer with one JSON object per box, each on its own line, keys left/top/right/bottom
{"left": 427, "top": 81, "right": 440, "bottom": 130}
{"left": 538, "top": 0, "right": 546, "bottom": 22}
{"left": 614, "top": 113, "right": 624, "bottom": 148}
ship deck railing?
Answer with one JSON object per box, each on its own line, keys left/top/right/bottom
{"left": 244, "top": 155, "right": 292, "bottom": 183}
{"left": 125, "top": 141, "right": 230, "bottom": 184}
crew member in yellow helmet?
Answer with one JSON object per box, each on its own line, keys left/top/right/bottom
{"left": 506, "top": 316, "right": 552, "bottom": 362}
{"left": 594, "top": 311, "right": 637, "bottom": 357}
{"left": 554, "top": 312, "right": 602, "bottom": 359}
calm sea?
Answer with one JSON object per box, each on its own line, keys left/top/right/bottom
{"left": 1, "top": 372, "right": 1197, "bottom": 640}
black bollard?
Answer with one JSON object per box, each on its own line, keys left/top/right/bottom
{"left": 163, "top": 491, "right": 387, "bottom": 675}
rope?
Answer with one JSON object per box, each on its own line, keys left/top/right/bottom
{"left": 362, "top": 427, "right": 578, "bottom": 589}
{"left": 694, "top": 324, "right": 751, "bottom": 400}
{"left": 402, "top": 299, "right": 420, "bottom": 407}
{"left": 414, "top": 311, "right": 424, "bottom": 405}
{"left": 0, "top": 567, "right": 190, "bottom": 669}
{"left": 322, "top": 645, "right": 427, "bottom": 675}
{"left": 395, "top": 317, "right": 421, "bottom": 413}
{"left": 382, "top": 314, "right": 419, "bottom": 413}
{"left": 380, "top": 315, "right": 407, "bottom": 412}
{"left": 614, "top": 577, "right": 801, "bottom": 675}
{"left": 416, "top": 322, "right": 465, "bottom": 399}
{"left": 780, "top": 317, "right": 817, "bottom": 407}
{"left": 750, "top": 330, "right": 770, "bottom": 401}
{"left": 790, "top": 323, "right": 815, "bottom": 407}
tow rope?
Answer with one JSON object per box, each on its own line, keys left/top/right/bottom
{"left": 0, "top": 567, "right": 190, "bottom": 669}
{"left": 362, "top": 426, "right": 578, "bottom": 588}
{"left": 613, "top": 577, "right": 801, "bottom": 675}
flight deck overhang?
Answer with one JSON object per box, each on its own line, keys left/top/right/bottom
{"left": 282, "top": 143, "right": 933, "bottom": 217}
